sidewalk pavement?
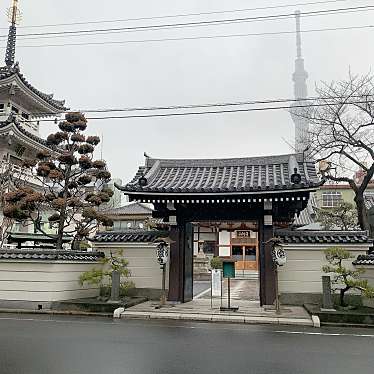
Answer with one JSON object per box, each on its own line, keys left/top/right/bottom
{"left": 121, "top": 298, "right": 316, "bottom": 327}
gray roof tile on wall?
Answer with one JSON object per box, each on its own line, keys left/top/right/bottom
{"left": 276, "top": 230, "right": 373, "bottom": 244}
{"left": 353, "top": 254, "right": 374, "bottom": 266}
{"left": 93, "top": 230, "right": 168, "bottom": 243}
{"left": 0, "top": 250, "right": 104, "bottom": 261}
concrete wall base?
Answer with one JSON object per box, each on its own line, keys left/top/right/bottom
{"left": 0, "top": 299, "right": 53, "bottom": 310}
{"left": 280, "top": 292, "right": 363, "bottom": 306}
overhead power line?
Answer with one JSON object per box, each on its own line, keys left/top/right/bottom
{"left": 1, "top": 4, "right": 373, "bottom": 39}
{"left": 15, "top": 8, "right": 373, "bottom": 42}
{"left": 31, "top": 99, "right": 374, "bottom": 122}
{"left": 8, "top": 24, "right": 373, "bottom": 49}
{"left": 0, "top": 0, "right": 361, "bottom": 30}
{"left": 30, "top": 94, "right": 374, "bottom": 117}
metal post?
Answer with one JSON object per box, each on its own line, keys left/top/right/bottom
{"left": 210, "top": 272, "right": 213, "bottom": 310}
{"left": 220, "top": 271, "right": 223, "bottom": 309}
{"left": 227, "top": 277, "right": 231, "bottom": 309}
{"left": 160, "top": 264, "right": 166, "bottom": 306}
{"left": 275, "top": 268, "right": 281, "bottom": 315}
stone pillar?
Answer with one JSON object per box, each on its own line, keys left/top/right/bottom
{"left": 110, "top": 270, "right": 120, "bottom": 302}
{"left": 322, "top": 275, "right": 334, "bottom": 310}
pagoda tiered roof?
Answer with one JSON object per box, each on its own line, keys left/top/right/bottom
{"left": 0, "top": 117, "right": 56, "bottom": 151}
{"left": 118, "top": 153, "right": 320, "bottom": 197}
{"left": 0, "top": 64, "right": 68, "bottom": 113}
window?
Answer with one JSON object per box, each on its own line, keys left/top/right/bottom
{"left": 138, "top": 222, "right": 144, "bottom": 229}
{"left": 322, "top": 191, "right": 342, "bottom": 207}
{"left": 232, "top": 246, "right": 242, "bottom": 261}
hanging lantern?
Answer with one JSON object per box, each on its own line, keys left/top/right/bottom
{"left": 156, "top": 241, "right": 169, "bottom": 266}
{"left": 272, "top": 244, "right": 287, "bottom": 267}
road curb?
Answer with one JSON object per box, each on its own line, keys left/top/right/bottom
{"left": 121, "top": 311, "right": 314, "bottom": 326}
{"left": 0, "top": 308, "right": 112, "bottom": 318}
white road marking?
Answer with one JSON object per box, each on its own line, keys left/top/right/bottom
{"left": 275, "top": 330, "right": 374, "bottom": 338}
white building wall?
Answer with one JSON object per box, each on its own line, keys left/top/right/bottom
{"left": 278, "top": 244, "right": 369, "bottom": 294}
{"left": 93, "top": 243, "right": 166, "bottom": 290}
{"left": 0, "top": 261, "right": 100, "bottom": 304}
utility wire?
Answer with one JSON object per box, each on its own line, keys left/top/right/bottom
{"left": 29, "top": 94, "right": 374, "bottom": 117}
{"left": 8, "top": 24, "right": 373, "bottom": 49}
{"left": 30, "top": 99, "right": 374, "bottom": 122}
{"left": 0, "top": 0, "right": 361, "bottom": 30}
{"left": 15, "top": 8, "right": 373, "bottom": 42}
{"left": 1, "top": 4, "right": 373, "bottom": 39}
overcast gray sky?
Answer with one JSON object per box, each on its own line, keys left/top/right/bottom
{"left": 0, "top": 0, "right": 373, "bottom": 183}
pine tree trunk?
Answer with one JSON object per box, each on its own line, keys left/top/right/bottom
{"left": 354, "top": 193, "right": 369, "bottom": 231}
{"left": 56, "top": 165, "right": 71, "bottom": 250}
{"left": 339, "top": 286, "right": 351, "bottom": 307}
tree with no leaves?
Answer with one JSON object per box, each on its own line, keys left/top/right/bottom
{"left": 2, "top": 112, "right": 114, "bottom": 249}
{"left": 299, "top": 73, "right": 374, "bottom": 231}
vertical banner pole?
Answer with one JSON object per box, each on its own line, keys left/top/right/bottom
{"left": 227, "top": 277, "right": 231, "bottom": 309}
{"left": 220, "top": 271, "right": 223, "bottom": 308}
{"left": 210, "top": 271, "right": 213, "bottom": 310}
{"left": 161, "top": 264, "right": 166, "bottom": 306}
{"left": 275, "top": 267, "right": 281, "bottom": 315}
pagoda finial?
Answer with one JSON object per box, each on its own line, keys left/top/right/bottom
{"left": 5, "top": 0, "right": 21, "bottom": 67}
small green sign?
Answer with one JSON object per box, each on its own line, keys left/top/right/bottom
{"left": 222, "top": 260, "right": 236, "bottom": 278}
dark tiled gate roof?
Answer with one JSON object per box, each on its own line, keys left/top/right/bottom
{"left": 118, "top": 153, "right": 320, "bottom": 195}
{"left": 276, "top": 230, "right": 373, "bottom": 244}
{"left": 93, "top": 230, "right": 169, "bottom": 243}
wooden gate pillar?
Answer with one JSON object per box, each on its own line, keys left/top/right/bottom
{"left": 167, "top": 222, "right": 193, "bottom": 302}
{"left": 168, "top": 225, "right": 183, "bottom": 302}
{"left": 259, "top": 219, "right": 276, "bottom": 306}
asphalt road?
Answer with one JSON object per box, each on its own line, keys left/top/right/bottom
{"left": 1, "top": 314, "right": 374, "bottom": 374}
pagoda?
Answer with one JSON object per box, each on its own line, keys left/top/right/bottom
{"left": 0, "top": 0, "right": 68, "bottom": 167}
{"left": 0, "top": 0, "right": 68, "bottom": 238}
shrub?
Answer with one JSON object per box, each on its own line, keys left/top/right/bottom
{"left": 323, "top": 247, "right": 374, "bottom": 306}
{"left": 210, "top": 256, "right": 223, "bottom": 269}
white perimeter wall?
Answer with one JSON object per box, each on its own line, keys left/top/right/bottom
{"left": 278, "top": 244, "right": 371, "bottom": 294}
{"left": 93, "top": 243, "right": 166, "bottom": 290}
{"left": 0, "top": 261, "right": 100, "bottom": 302}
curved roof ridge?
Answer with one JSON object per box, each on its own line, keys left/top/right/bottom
{"left": 0, "top": 119, "right": 57, "bottom": 150}
{"left": 0, "top": 64, "right": 68, "bottom": 111}
{"left": 146, "top": 152, "right": 307, "bottom": 167}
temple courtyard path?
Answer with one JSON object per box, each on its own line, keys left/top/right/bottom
{"left": 0, "top": 313, "right": 374, "bottom": 374}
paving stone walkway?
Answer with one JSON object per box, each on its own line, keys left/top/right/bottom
{"left": 121, "top": 298, "right": 314, "bottom": 326}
